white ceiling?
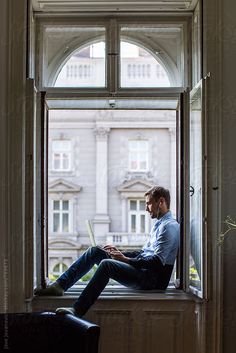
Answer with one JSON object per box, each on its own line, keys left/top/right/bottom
{"left": 32, "top": 0, "right": 198, "bottom": 12}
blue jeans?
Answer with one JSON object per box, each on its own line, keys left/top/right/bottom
{"left": 57, "top": 246, "right": 151, "bottom": 316}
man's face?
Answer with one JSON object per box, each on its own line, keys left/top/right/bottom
{"left": 145, "top": 194, "right": 161, "bottom": 219}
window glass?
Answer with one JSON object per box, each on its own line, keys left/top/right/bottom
{"left": 131, "top": 214, "right": 136, "bottom": 233}
{"left": 52, "top": 263, "right": 69, "bottom": 280}
{"left": 129, "top": 200, "right": 148, "bottom": 234}
{"left": 120, "top": 24, "right": 184, "bottom": 87}
{"left": 129, "top": 140, "right": 149, "bottom": 171}
{"left": 42, "top": 25, "right": 106, "bottom": 87}
{"left": 62, "top": 201, "right": 69, "bottom": 210}
{"left": 52, "top": 140, "right": 71, "bottom": 171}
{"left": 139, "top": 201, "right": 146, "bottom": 211}
{"left": 53, "top": 213, "right": 60, "bottom": 232}
{"left": 120, "top": 41, "right": 170, "bottom": 88}
{"left": 52, "top": 200, "right": 70, "bottom": 233}
{"left": 189, "top": 82, "right": 204, "bottom": 295}
{"left": 54, "top": 41, "right": 106, "bottom": 87}
{"left": 140, "top": 215, "right": 145, "bottom": 233}
{"left": 62, "top": 214, "right": 69, "bottom": 232}
{"left": 130, "top": 200, "right": 137, "bottom": 210}
{"left": 53, "top": 200, "right": 60, "bottom": 210}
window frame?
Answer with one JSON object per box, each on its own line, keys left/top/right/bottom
{"left": 35, "top": 15, "right": 190, "bottom": 93}
{"left": 52, "top": 199, "right": 70, "bottom": 234}
{"left": 128, "top": 199, "right": 148, "bottom": 233}
{"left": 51, "top": 139, "right": 72, "bottom": 172}
{"left": 128, "top": 140, "right": 149, "bottom": 172}
{"left": 32, "top": 13, "right": 208, "bottom": 298}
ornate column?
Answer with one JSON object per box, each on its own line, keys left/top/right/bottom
{"left": 169, "top": 128, "right": 176, "bottom": 218}
{"left": 93, "top": 127, "right": 111, "bottom": 242}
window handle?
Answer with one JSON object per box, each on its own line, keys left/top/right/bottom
{"left": 190, "top": 185, "right": 195, "bottom": 197}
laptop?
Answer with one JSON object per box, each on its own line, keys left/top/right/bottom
{"left": 85, "top": 219, "right": 96, "bottom": 246}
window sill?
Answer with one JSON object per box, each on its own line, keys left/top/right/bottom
{"left": 30, "top": 286, "right": 202, "bottom": 304}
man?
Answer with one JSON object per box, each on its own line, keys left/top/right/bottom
{"left": 34, "top": 186, "right": 180, "bottom": 317}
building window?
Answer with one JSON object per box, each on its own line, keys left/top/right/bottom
{"left": 52, "top": 140, "right": 71, "bottom": 171}
{"left": 129, "top": 140, "right": 149, "bottom": 171}
{"left": 53, "top": 200, "right": 70, "bottom": 233}
{"left": 52, "top": 263, "right": 68, "bottom": 278}
{"left": 128, "top": 200, "right": 148, "bottom": 233}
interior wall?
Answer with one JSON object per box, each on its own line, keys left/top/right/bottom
{"left": 220, "top": 0, "right": 236, "bottom": 352}
{"left": 0, "top": 0, "right": 28, "bottom": 312}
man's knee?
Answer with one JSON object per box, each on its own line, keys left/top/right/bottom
{"left": 90, "top": 246, "right": 104, "bottom": 254}
{"left": 98, "top": 259, "right": 117, "bottom": 273}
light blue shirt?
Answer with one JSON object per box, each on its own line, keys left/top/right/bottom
{"left": 141, "top": 211, "right": 180, "bottom": 265}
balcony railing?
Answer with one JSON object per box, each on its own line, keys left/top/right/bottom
{"left": 106, "top": 232, "right": 149, "bottom": 247}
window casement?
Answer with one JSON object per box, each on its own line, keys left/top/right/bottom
{"left": 52, "top": 199, "right": 70, "bottom": 234}
{"left": 52, "top": 140, "right": 71, "bottom": 171}
{"left": 128, "top": 200, "right": 148, "bottom": 233}
{"left": 33, "top": 14, "right": 208, "bottom": 299}
{"left": 129, "top": 140, "right": 149, "bottom": 172}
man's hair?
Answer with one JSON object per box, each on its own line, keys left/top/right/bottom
{"left": 144, "top": 186, "right": 170, "bottom": 209}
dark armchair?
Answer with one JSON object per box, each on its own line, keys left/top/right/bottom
{"left": 0, "top": 312, "right": 100, "bottom": 353}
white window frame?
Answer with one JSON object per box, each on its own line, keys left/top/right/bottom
{"left": 33, "top": 14, "right": 194, "bottom": 294}
{"left": 52, "top": 140, "right": 72, "bottom": 171}
{"left": 51, "top": 199, "right": 72, "bottom": 234}
{"left": 128, "top": 140, "right": 149, "bottom": 172}
{"left": 128, "top": 199, "right": 149, "bottom": 233}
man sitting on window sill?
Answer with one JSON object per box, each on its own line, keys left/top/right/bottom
{"left": 34, "top": 186, "right": 180, "bottom": 318}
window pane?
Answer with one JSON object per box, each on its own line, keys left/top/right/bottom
{"left": 131, "top": 215, "right": 136, "bottom": 233}
{"left": 53, "top": 263, "right": 60, "bottom": 272}
{"left": 139, "top": 201, "right": 145, "bottom": 211}
{"left": 62, "top": 201, "right": 69, "bottom": 210}
{"left": 53, "top": 213, "right": 60, "bottom": 232}
{"left": 62, "top": 153, "right": 70, "bottom": 170}
{"left": 53, "top": 201, "right": 60, "bottom": 210}
{"left": 53, "top": 154, "right": 61, "bottom": 169}
{"left": 62, "top": 214, "right": 69, "bottom": 232}
{"left": 120, "top": 41, "right": 170, "bottom": 88}
{"left": 62, "top": 263, "right": 68, "bottom": 272}
{"left": 120, "top": 24, "right": 184, "bottom": 87}
{"left": 54, "top": 41, "right": 106, "bottom": 87}
{"left": 139, "top": 161, "right": 147, "bottom": 170}
{"left": 130, "top": 160, "right": 138, "bottom": 170}
{"left": 140, "top": 215, "right": 145, "bottom": 233}
{"left": 189, "top": 84, "right": 203, "bottom": 293}
{"left": 130, "top": 201, "right": 137, "bottom": 210}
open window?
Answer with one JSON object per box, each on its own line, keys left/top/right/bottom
{"left": 33, "top": 15, "right": 207, "bottom": 298}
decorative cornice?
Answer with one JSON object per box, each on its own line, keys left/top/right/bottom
{"left": 94, "top": 126, "right": 110, "bottom": 140}
{"left": 48, "top": 178, "right": 82, "bottom": 193}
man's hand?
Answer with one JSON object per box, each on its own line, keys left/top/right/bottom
{"left": 103, "top": 245, "right": 118, "bottom": 254}
{"left": 109, "top": 249, "right": 129, "bottom": 263}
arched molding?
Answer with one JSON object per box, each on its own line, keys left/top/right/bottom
{"left": 48, "top": 239, "right": 78, "bottom": 248}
